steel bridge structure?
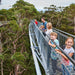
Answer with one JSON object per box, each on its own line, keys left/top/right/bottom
{"left": 29, "top": 20, "right": 75, "bottom": 75}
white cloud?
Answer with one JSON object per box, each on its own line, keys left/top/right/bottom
{"left": 24, "top": 0, "right": 75, "bottom": 9}
{"left": 0, "top": 0, "right": 75, "bottom": 10}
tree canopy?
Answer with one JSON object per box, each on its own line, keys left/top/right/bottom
{"left": 0, "top": 0, "right": 39, "bottom": 75}
{"left": 39, "top": 4, "right": 75, "bottom": 34}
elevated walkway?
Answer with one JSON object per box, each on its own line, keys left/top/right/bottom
{"left": 29, "top": 20, "right": 75, "bottom": 75}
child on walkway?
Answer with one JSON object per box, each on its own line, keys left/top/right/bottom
{"left": 56, "top": 37, "right": 74, "bottom": 72}
{"left": 45, "top": 22, "right": 53, "bottom": 37}
{"left": 35, "top": 19, "right": 38, "bottom": 25}
{"left": 39, "top": 25, "right": 45, "bottom": 32}
{"left": 48, "top": 32, "right": 62, "bottom": 74}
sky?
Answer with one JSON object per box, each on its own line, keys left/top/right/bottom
{"left": 0, "top": 0, "right": 75, "bottom": 11}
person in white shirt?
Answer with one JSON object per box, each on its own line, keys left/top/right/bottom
{"left": 56, "top": 37, "right": 74, "bottom": 72}
{"left": 45, "top": 22, "right": 53, "bottom": 37}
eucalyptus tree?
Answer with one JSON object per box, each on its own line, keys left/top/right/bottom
{"left": 0, "top": 0, "right": 39, "bottom": 75}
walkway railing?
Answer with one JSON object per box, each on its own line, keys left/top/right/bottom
{"left": 29, "top": 20, "right": 75, "bottom": 75}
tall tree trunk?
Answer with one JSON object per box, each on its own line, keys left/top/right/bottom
{"left": 0, "top": 33, "right": 3, "bottom": 75}
{"left": 10, "top": 70, "right": 14, "bottom": 75}
{"left": 14, "top": 64, "right": 19, "bottom": 75}
{"left": 1, "top": 60, "right": 3, "bottom": 75}
{"left": 0, "top": 33, "right": 3, "bottom": 53}
{"left": 74, "top": 16, "right": 75, "bottom": 33}
{"left": 15, "top": 65, "right": 18, "bottom": 75}
{"left": 13, "top": 42, "right": 16, "bottom": 54}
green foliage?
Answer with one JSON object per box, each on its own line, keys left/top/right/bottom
{"left": 42, "top": 4, "right": 75, "bottom": 34}
{"left": 9, "top": 20, "right": 22, "bottom": 32}
{"left": 0, "top": 15, "right": 6, "bottom": 21}
{"left": 11, "top": 52, "right": 25, "bottom": 66}
{"left": 0, "top": 9, "right": 14, "bottom": 20}
{"left": 0, "top": 54, "right": 4, "bottom": 60}
{"left": 0, "top": 0, "right": 39, "bottom": 75}
{"left": 10, "top": 16, "right": 17, "bottom": 20}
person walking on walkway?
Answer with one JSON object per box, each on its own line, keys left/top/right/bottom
{"left": 41, "top": 17, "right": 47, "bottom": 29}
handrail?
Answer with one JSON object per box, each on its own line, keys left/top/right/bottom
{"left": 53, "top": 27, "right": 75, "bottom": 38}
{"left": 37, "top": 21, "right": 75, "bottom": 38}
{"left": 31, "top": 21, "right": 51, "bottom": 75}
{"left": 29, "top": 25, "right": 42, "bottom": 75}
{"left": 44, "top": 32, "right": 75, "bottom": 65}
{"left": 32, "top": 20, "right": 75, "bottom": 66}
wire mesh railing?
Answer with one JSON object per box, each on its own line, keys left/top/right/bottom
{"left": 29, "top": 20, "right": 75, "bottom": 75}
